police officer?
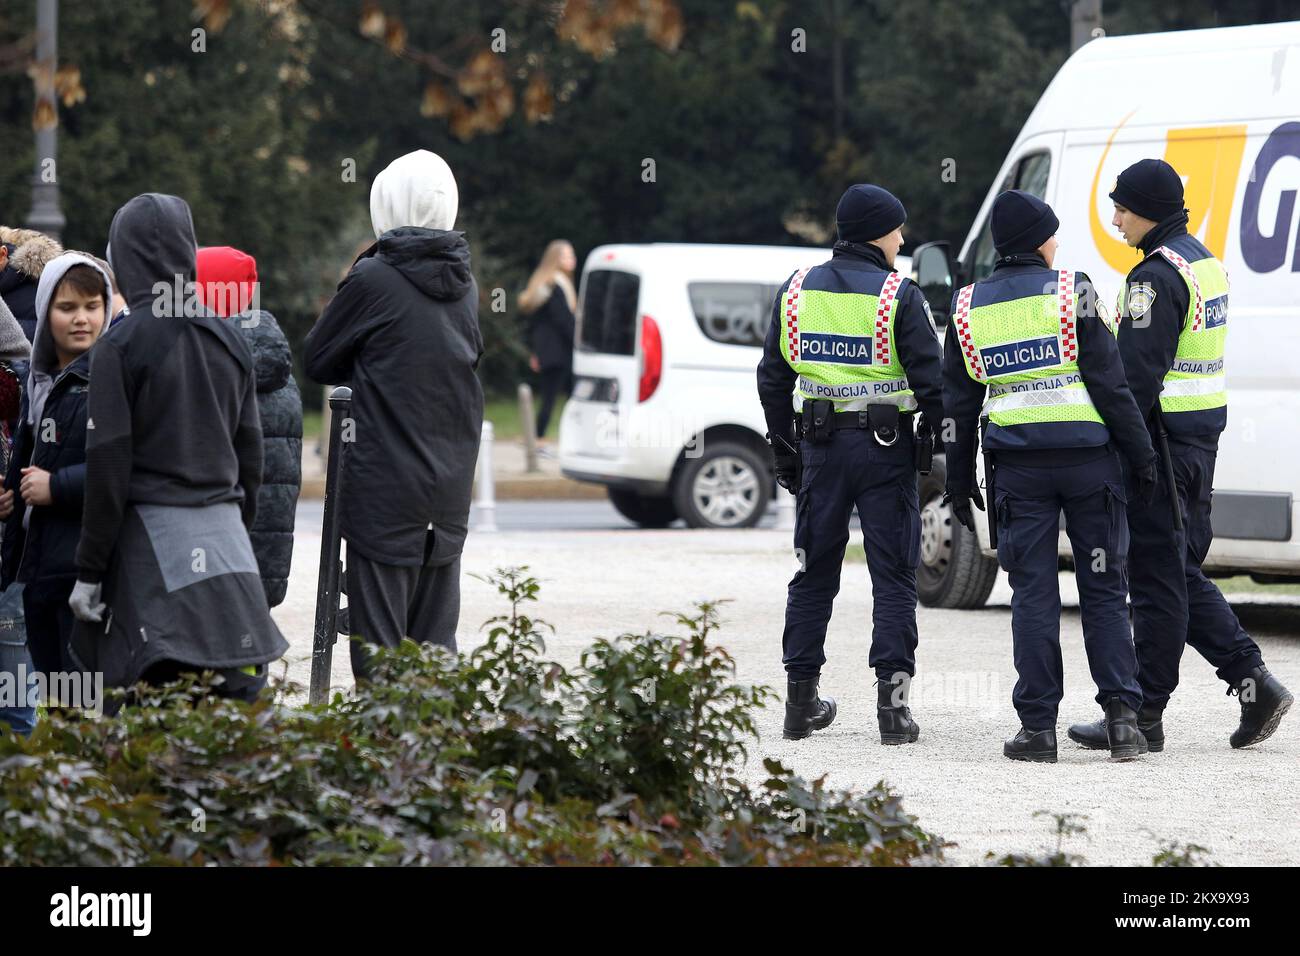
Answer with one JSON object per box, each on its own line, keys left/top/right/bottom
{"left": 944, "top": 190, "right": 1158, "bottom": 763}
{"left": 1068, "top": 160, "right": 1293, "bottom": 751}
{"left": 757, "top": 184, "right": 943, "bottom": 744}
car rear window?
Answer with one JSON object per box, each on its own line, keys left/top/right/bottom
{"left": 688, "top": 282, "right": 782, "bottom": 348}
{"left": 578, "top": 269, "right": 640, "bottom": 355}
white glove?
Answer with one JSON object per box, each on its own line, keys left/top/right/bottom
{"left": 68, "top": 580, "right": 106, "bottom": 623}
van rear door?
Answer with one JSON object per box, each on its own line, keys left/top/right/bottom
{"left": 568, "top": 257, "right": 642, "bottom": 459}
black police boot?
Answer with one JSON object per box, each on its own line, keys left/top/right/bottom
{"left": 1228, "top": 665, "right": 1294, "bottom": 749}
{"left": 876, "top": 677, "right": 920, "bottom": 745}
{"left": 1067, "top": 706, "right": 1161, "bottom": 753}
{"left": 783, "top": 677, "right": 837, "bottom": 740}
{"left": 1138, "top": 706, "right": 1164, "bottom": 752}
{"left": 1003, "top": 727, "right": 1057, "bottom": 763}
{"left": 1104, "top": 697, "right": 1144, "bottom": 762}
{"left": 1065, "top": 716, "right": 1107, "bottom": 750}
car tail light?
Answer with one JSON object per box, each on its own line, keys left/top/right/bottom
{"left": 638, "top": 314, "right": 661, "bottom": 402}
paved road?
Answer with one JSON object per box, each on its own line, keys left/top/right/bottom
{"left": 275, "top": 504, "right": 1300, "bottom": 866}
{"left": 300, "top": 497, "right": 784, "bottom": 532}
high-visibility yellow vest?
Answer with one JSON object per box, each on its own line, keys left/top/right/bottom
{"left": 952, "top": 269, "right": 1104, "bottom": 430}
{"left": 778, "top": 265, "right": 917, "bottom": 413}
{"left": 1123, "top": 238, "right": 1229, "bottom": 416}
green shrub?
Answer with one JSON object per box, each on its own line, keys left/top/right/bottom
{"left": 988, "top": 813, "right": 1219, "bottom": 867}
{"left": 0, "top": 567, "right": 943, "bottom": 867}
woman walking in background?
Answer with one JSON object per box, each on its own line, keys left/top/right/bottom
{"left": 520, "top": 240, "right": 577, "bottom": 442}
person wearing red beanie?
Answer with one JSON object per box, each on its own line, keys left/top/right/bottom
{"left": 195, "top": 245, "right": 302, "bottom": 609}
{"left": 196, "top": 245, "right": 259, "bottom": 318}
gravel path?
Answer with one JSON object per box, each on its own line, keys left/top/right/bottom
{"left": 272, "top": 522, "right": 1300, "bottom": 866}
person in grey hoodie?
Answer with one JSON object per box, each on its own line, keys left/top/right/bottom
{"left": 304, "top": 150, "right": 484, "bottom": 680}
{"left": 67, "top": 193, "right": 287, "bottom": 708}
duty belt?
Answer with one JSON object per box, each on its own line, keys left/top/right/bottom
{"left": 793, "top": 410, "right": 915, "bottom": 445}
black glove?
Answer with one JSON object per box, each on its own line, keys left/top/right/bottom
{"left": 1135, "top": 456, "right": 1158, "bottom": 505}
{"left": 946, "top": 492, "right": 977, "bottom": 534}
{"left": 774, "top": 452, "right": 800, "bottom": 494}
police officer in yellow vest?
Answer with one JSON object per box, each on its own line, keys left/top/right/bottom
{"left": 757, "top": 184, "right": 944, "bottom": 744}
{"left": 943, "top": 190, "right": 1158, "bottom": 762}
{"left": 1068, "top": 160, "right": 1293, "bottom": 751}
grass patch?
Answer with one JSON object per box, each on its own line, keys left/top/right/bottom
{"left": 1211, "top": 575, "right": 1300, "bottom": 596}
{"left": 303, "top": 410, "right": 322, "bottom": 442}
{"left": 484, "top": 396, "right": 566, "bottom": 441}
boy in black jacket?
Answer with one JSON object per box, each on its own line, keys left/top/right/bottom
{"left": 0, "top": 253, "right": 113, "bottom": 677}
{"left": 66, "top": 194, "right": 286, "bottom": 706}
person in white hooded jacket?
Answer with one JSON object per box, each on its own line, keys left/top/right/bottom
{"left": 304, "top": 150, "right": 484, "bottom": 680}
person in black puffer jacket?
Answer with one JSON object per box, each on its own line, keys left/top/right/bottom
{"left": 196, "top": 245, "right": 303, "bottom": 608}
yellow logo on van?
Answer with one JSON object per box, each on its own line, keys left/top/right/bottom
{"left": 1090, "top": 111, "right": 1246, "bottom": 273}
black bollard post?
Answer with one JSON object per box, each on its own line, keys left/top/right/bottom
{"left": 309, "top": 386, "right": 352, "bottom": 705}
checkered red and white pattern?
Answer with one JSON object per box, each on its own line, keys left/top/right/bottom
{"left": 951, "top": 282, "right": 983, "bottom": 380}
{"left": 784, "top": 266, "right": 812, "bottom": 361}
{"left": 874, "top": 271, "right": 904, "bottom": 366}
{"left": 1056, "top": 269, "right": 1077, "bottom": 363}
{"left": 1155, "top": 245, "right": 1205, "bottom": 332}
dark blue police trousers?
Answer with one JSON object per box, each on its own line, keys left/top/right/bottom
{"left": 1127, "top": 441, "right": 1263, "bottom": 710}
{"left": 782, "top": 428, "right": 919, "bottom": 682}
{"left": 994, "top": 449, "right": 1142, "bottom": 730}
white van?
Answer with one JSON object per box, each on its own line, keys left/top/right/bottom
{"left": 561, "top": 243, "right": 915, "bottom": 528}
{"left": 911, "top": 20, "right": 1300, "bottom": 608}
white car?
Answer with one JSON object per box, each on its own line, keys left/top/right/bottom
{"left": 560, "top": 242, "right": 912, "bottom": 529}
{"left": 911, "top": 20, "right": 1300, "bottom": 607}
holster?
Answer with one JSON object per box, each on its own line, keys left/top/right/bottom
{"left": 867, "top": 404, "right": 901, "bottom": 447}
{"left": 801, "top": 399, "right": 836, "bottom": 444}
{"left": 913, "top": 416, "right": 934, "bottom": 474}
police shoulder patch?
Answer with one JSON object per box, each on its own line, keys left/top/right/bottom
{"left": 920, "top": 296, "right": 935, "bottom": 330}
{"left": 1126, "top": 283, "right": 1156, "bottom": 319}
{"left": 1096, "top": 297, "right": 1114, "bottom": 333}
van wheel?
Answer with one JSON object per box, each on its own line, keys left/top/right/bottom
{"left": 916, "top": 455, "right": 998, "bottom": 608}
{"left": 673, "top": 441, "right": 767, "bottom": 529}
{"left": 607, "top": 488, "right": 679, "bottom": 528}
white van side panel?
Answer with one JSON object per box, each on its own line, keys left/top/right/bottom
{"left": 561, "top": 243, "right": 830, "bottom": 491}
{"left": 959, "top": 22, "right": 1300, "bottom": 574}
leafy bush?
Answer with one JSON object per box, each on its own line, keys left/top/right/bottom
{"left": 0, "top": 567, "right": 943, "bottom": 866}
{"left": 988, "top": 812, "right": 1219, "bottom": 867}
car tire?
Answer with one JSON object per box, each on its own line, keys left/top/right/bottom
{"left": 607, "top": 488, "right": 679, "bottom": 528}
{"left": 672, "top": 441, "right": 768, "bottom": 529}
{"left": 916, "top": 454, "right": 998, "bottom": 608}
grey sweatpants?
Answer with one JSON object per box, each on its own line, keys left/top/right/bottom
{"left": 345, "top": 543, "right": 461, "bottom": 683}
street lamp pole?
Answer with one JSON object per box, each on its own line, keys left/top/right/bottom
{"left": 26, "top": 0, "right": 65, "bottom": 242}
